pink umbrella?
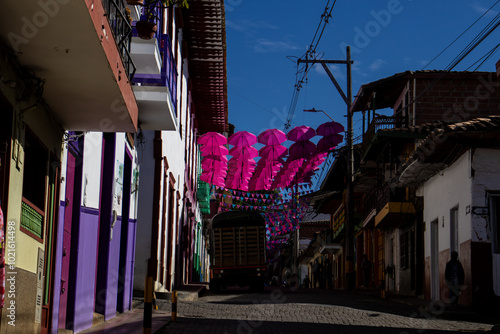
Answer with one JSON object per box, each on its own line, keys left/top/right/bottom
{"left": 316, "top": 121, "right": 345, "bottom": 136}
{"left": 200, "top": 173, "right": 225, "bottom": 187}
{"left": 316, "top": 134, "right": 343, "bottom": 153}
{"left": 229, "top": 146, "right": 258, "bottom": 159}
{"left": 226, "top": 168, "right": 253, "bottom": 177}
{"left": 258, "top": 129, "right": 287, "bottom": 145}
{"left": 202, "top": 154, "right": 228, "bottom": 163}
{"left": 288, "top": 141, "right": 316, "bottom": 161}
{"left": 259, "top": 145, "right": 287, "bottom": 160}
{"left": 198, "top": 132, "right": 227, "bottom": 146}
{"left": 287, "top": 125, "right": 316, "bottom": 142}
{"left": 249, "top": 179, "right": 269, "bottom": 191}
{"left": 202, "top": 159, "right": 227, "bottom": 169}
{"left": 200, "top": 145, "right": 229, "bottom": 156}
{"left": 228, "top": 131, "right": 257, "bottom": 147}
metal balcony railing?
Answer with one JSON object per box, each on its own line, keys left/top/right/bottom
{"left": 101, "top": 0, "right": 137, "bottom": 80}
{"left": 132, "top": 33, "right": 178, "bottom": 117}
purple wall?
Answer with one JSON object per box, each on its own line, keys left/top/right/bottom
{"left": 121, "top": 219, "right": 137, "bottom": 311}
{"left": 71, "top": 207, "right": 100, "bottom": 333}
{"left": 51, "top": 202, "right": 66, "bottom": 333}
{"left": 104, "top": 216, "right": 122, "bottom": 320}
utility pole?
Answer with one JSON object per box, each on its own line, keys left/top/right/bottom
{"left": 297, "top": 46, "right": 355, "bottom": 290}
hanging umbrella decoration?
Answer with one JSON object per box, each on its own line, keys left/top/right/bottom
{"left": 225, "top": 131, "right": 258, "bottom": 191}
{"left": 197, "top": 124, "right": 343, "bottom": 192}
{"left": 294, "top": 121, "right": 344, "bottom": 185}
{"left": 315, "top": 121, "right": 345, "bottom": 154}
{"left": 249, "top": 129, "right": 288, "bottom": 191}
{"left": 198, "top": 132, "right": 228, "bottom": 188}
{"left": 272, "top": 125, "right": 317, "bottom": 189}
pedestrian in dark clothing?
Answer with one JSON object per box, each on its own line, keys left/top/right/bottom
{"left": 361, "top": 255, "right": 372, "bottom": 288}
{"left": 312, "top": 259, "right": 319, "bottom": 288}
{"left": 303, "top": 274, "right": 310, "bottom": 289}
{"left": 445, "top": 251, "right": 465, "bottom": 306}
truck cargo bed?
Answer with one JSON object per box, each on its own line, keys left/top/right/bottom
{"left": 213, "top": 225, "right": 265, "bottom": 267}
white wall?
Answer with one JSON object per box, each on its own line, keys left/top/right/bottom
{"left": 134, "top": 130, "right": 157, "bottom": 290}
{"left": 81, "top": 132, "right": 103, "bottom": 208}
{"left": 422, "top": 151, "right": 472, "bottom": 258}
{"left": 134, "top": 7, "right": 204, "bottom": 291}
{"left": 470, "top": 148, "right": 500, "bottom": 296}
{"left": 471, "top": 148, "right": 500, "bottom": 242}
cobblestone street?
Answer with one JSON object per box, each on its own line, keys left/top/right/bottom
{"left": 154, "top": 288, "right": 496, "bottom": 334}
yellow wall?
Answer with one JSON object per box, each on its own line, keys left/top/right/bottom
{"left": 6, "top": 106, "right": 63, "bottom": 273}
{"left": 0, "top": 48, "right": 64, "bottom": 273}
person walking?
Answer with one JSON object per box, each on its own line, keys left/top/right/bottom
{"left": 303, "top": 274, "right": 310, "bottom": 289}
{"left": 445, "top": 251, "right": 465, "bottom": 306}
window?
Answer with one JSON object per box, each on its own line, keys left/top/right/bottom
{"left": 21, "top": 128, "right": 48, "bottom": 240}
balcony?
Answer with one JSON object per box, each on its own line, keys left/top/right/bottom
{"left": 374, "top": 184, "right": 415, "bottom": 229}
{"left": 129, "top": 5, "right": 178, "bottom": 131}
{"left": 331, "top": 195, "right": 363, "bottom": 241}
{"left": 0, "top": 0, "right": 138, "bottom": 132}
{"left": 363, "top": 113, "right": 408, "bottom": 150}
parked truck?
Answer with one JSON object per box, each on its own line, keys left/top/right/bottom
{"left": 209, "top": 210, "right": 267, "bottom": 292}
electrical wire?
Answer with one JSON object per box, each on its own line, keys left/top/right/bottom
{"left": 284, "top": 1, "right": 336, "bottom": 130}
{"left": 423, "top": 0, "right": 500, "bottom": 70}
{"left": 397, "top": 9, "right": 500, "bottom": 117}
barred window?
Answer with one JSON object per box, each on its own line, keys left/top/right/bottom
{"left": 21, "top": 128, "right": 47, "bottom": 240}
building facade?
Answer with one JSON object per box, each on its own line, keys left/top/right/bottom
{"left": 133, "top": 0, "right": 228, "bottom": 294}
{"left": 315, "top": 70, "right": 500, "bottom": 306}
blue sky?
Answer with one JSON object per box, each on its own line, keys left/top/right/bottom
{"left": 224, "top": 0, "right": 500, "bottom": 188}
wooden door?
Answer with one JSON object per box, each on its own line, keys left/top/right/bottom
{"left": 41, "top": 159, "right": 60, "bottom": 334}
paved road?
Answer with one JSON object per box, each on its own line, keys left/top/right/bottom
{"left": 155, "top": 287, "right": 495, "bottom": 334}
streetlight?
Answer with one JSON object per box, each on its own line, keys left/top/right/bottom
{"left": 303, "top": 108, "right": 335, "bottom": 121}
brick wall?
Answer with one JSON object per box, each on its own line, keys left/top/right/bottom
{"left": 414, "top": 73, "right": 500, "bottom": 124}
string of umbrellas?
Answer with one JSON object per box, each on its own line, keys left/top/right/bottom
{"left": 198, "top": 121, "right": 344, "bottom": 191}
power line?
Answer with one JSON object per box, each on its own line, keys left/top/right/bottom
{"left": 423, "top": 0, "right": 500, "bottom": 69}
{"left": 284, "top": 1, "right": 336, "bottom": 130}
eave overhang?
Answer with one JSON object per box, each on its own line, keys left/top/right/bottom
{"left": 0, "top": 0, "right": 138, "bottom": 132}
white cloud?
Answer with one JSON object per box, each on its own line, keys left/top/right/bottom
{"left": 253, "top": 39, "right": 300, "bottom": 53}
{"left": 226, "top": 19, "right": 278, "bottom": 34}
{"left": 368, "top": 59, "right": 386, "bottom": 71}
{"left": 470, "top": 2, "right": 499, "bottom": 17}
{"left": 312, "top": 64, "right": 346, "bottom": 80}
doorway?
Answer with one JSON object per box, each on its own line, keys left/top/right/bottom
{"left": 117, "top": 149, "right": 132, "bottom": 312}
{"left": 489, "top": 195, "right": 500, "bottom": 296}
{"left": 430, "top": 219, "right": 439, "bottom": 300}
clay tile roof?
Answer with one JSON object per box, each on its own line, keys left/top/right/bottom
{"left": 183, "top": 0, "right": 228, "bottom": 134}
{"left": 394, "top": 116, "right": 500, "bottom": 186}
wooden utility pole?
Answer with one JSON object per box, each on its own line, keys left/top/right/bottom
{"left": 297, "top": 46, "right": 355, "bottom": 290}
